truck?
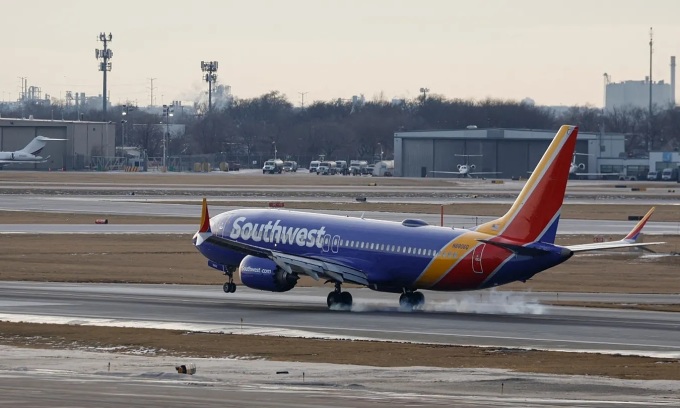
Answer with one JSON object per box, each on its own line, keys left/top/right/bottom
{"left": 349, "top": 160, "right": 368, "bottom": 176}
{"left": 262, "top": 159, "right": 284, "bottom": 174}
{"left": 661, "top": 168, "right": 678, "bottom": 181}
{"left": 372, "top": 160, "right": 395, "bottom": 177}
{"left": 335, "top": 160, "right": 349, "bottom": 175}
{"left": 309, "top": 160, "right": 320, "bottom": 173}
{"left": 317, "top": 161, "right": 337, "bottom": 175}
{"left": 282, "top": 161, "right": 298, "bottom": 172}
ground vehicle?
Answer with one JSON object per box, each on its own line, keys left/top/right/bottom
{"left": 364, "top": 164, "right": 375, "bottom": 175}
{"left": 335, "top": 160, "right": 349, "bottom": 175}
{"left": 661, "top": 168, "right": 678, "bottom": 181}
{"left": 228, "top": 162, "right": 240, "bottom": 171}
{"left": 309, "top": 160, "right": 320, "bottom": 173}
{"left": 647, "top": 171, "right": 659, "bottom": 181}
{"left": 317, "top": 161, "right": 337, "bottom": 175}
{"left": 282, "top": 161, "right": 298, "bottom": 172}
{"left": 372, "top": 160, "right": 394, "bottom": 177}
{"left": 349, "top": 160, "right": 367, "bottom": 175}
{"left": 262, "top": 159, "right": 284, "bottom": 174}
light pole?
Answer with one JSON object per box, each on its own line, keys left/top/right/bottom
{"left": 272, "top": 141, "right": 277, "bottom": 160}
{"left": 121, "top": 120, "right": 127, "bottom": 149}
{"left": 162, "top": 104, "right": 174, "bottom": 171}
{"left": 377, "top": 142, "right": 383, "bottom": 161}
{"left": 419, "top": 87, "right": 429, "bottom": 102}
{"left": 200, "top": 61, "right": 218, "bottom": 113}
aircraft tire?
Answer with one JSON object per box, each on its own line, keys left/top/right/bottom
{"left": 340, "top": 291, "right": 352, "bottom": 307}
{"left": 399, "top": 292, "right": 424, "bottom": 310}
{"left": 228, "top": 282, "right": 236, "bottom": 293}
{"left": 223, "top": 282, "right": 231, "bottom": 293}
{"left": 327, "top": 291, "right": 341, "bottom": 307}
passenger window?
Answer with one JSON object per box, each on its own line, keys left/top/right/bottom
{"left": 380, "top": 244, "right": 385, "bottom": 251}
{"left": 391, "top": 245, "right": 395, "bottom": 252}
{"left": 397, "top": 246, "right": 401, "bottom": 252}
{"left": 360, "top": 242, "right": 365, "bottom": 249}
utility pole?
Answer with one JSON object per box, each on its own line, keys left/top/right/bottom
{"left": 649, "top": 27, "right": 654, "bottom": 150}
{"left": 201, "top": 61, "right": 218, "bottom": 113}
{"left": 298, "top": 91, "right": 308, "bottom": 109}
{"left": 148, "top": 78, "right": 157, "bottom": 107}
{"left": 162, "top": 104, "right": 174, "bottom": 171}
{"left": 95, "top": 32, "right": 113, "bottom": 120}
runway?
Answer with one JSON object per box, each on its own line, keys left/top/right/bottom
{"left": 0, "top": 195, "right": 678, "bottom": 234}
{"left": 1, "top": 282, "right": 678, "bottom": 357}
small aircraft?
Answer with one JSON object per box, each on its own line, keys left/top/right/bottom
{"left": 0, "top": 136, "right": 65, "bottom": 167}
{"left": 193, "top": 125, "right": 662, "bottom": 310}
{"left": 430, "top": 154, "right": 501, "bottom": 178}
{"left": 569, "top": 152, "right": 622, "bottom": 179}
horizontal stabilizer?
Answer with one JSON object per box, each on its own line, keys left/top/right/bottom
{"left": 477, "top": 239, "right": 552, "bottom": 256}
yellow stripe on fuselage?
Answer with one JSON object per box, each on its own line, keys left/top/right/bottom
{"left": 415, "top": 231, "right": 491, "bottom": 288}
{"left": 475, "top": 125, "right": 572, "bottom": 236}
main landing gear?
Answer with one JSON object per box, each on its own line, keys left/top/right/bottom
{"left": 399, "top": 290, "right": 425, "bottom": 310}
{"left": 327, "top": 282, "right": 352, "bottom": 309}
{"left": 223, "top": 268, "right": 236, "bottom": 293}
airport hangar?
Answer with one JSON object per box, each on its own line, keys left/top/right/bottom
{"left": 0, "top": 118, "right": 115, "bottom": 170}
{"left": 393, "top": 127, "right": 649, "bottom": 179}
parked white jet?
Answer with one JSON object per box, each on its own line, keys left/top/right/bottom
{"left": 0, "top": 136, "right": 65, "bottom": 167}
{"left": 430, "top": 154, "right": 501, "bottom": 178}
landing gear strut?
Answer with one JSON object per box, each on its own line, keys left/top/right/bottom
{"left": 399, "top": 290, "right": 425, "bottom": 310}
{"left": 327, "top": 282, "right": 352, "bottom": 309}
{"left": 222, "top": 268, "right": 236, "bottom": 293}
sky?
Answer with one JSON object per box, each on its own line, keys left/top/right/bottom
{"left": 1, "top": 0, "right": 680, "bottom": 108}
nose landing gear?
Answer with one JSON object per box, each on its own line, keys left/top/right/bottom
{"left": 222, "top": 267, "right": 237, "bottom": 293}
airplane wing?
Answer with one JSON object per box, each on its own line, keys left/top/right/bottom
{"left": 574, "top": 172, "right": 619, "bottom": 177}
{"left": 470, "top": 171, "right": 502, "bottom": 175}
{"left": 429, "top": 170, "right": 461, "bottom": 175}
{"left": 0, "top": 156, "right": 51, "bottom": 165}
{"left": 204, "top": 234, "right": 369, "bottom": 286}
{"left": 565, "top": 207, "right": 664, "bottom": 253}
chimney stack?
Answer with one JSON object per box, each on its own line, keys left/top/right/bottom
{"left": 671, "top": 56, "right": 676, "bottom": 105}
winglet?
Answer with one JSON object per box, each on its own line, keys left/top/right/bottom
{"left": 623, "top": 207, "right": 655, "bottom": 242}
{"left": 199, "top": 198, "right": 211, "bottom": 233}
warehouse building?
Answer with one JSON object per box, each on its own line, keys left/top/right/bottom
{"left": 393, "top": 127, "right": 637, "bottom": 179}
{"left": 0, "top": 117, "right": 115, "bottom": 170}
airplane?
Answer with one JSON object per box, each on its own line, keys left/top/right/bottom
{"left": 193, "top": 125, "right": 663, "bottom": 310}
{"left": 430, "top": 154, "right": 501, "bottom": 178}
{"left": 0, "top": 136, "right": 66, "bottom": 167}
{"left": 568, "top": 153, "right": 619, "bottom": 179}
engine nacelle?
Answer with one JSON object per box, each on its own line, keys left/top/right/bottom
{"left": 577, "top": 163, "right": 585, "bottom": 170}
{"left": 470, "top": 164, "right": 476, "bottom": 170}
{"left": 457, "top": 164, "right": 462, "bottom": 170}
{"left": 239, "top": 255, "right": 298, "bottom": 292}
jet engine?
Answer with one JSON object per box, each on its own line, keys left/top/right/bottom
{"left": 239, "top": 255, "right": 298, "bottom": 292}
{"left": 470, "top": 164, "right": 476, "bottom": 170}
{"left": 577, "top": 163, "right": 585, "bottom": 170}
{"left": 457, "top": 164, "right": 462, "bottom": 170}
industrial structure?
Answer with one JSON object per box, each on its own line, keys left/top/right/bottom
{"left": 393, "top": 127, "right": 650, "bottom": 181}
{"left": 0, "top": 118, "right": 115, "bottom": 170}
{"left": 605, "top": 56, "right": 676, "bottom": 111}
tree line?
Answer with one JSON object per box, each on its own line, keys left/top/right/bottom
{"left": 2, "top": 92, "right": 679, "bottom": 165}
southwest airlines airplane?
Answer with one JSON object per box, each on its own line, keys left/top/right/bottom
{"left": 0, "top": 136, "right": 65, "bottom": 167}
{"left": 193, "top": 125, "right": 661, "bottom": 309}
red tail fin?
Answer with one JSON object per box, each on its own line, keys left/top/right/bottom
{"left": 199, "top": 198, "right": 211, "bottom": 233}
{"left": 476, "top": 125, "right": 578, "bottom": 243}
